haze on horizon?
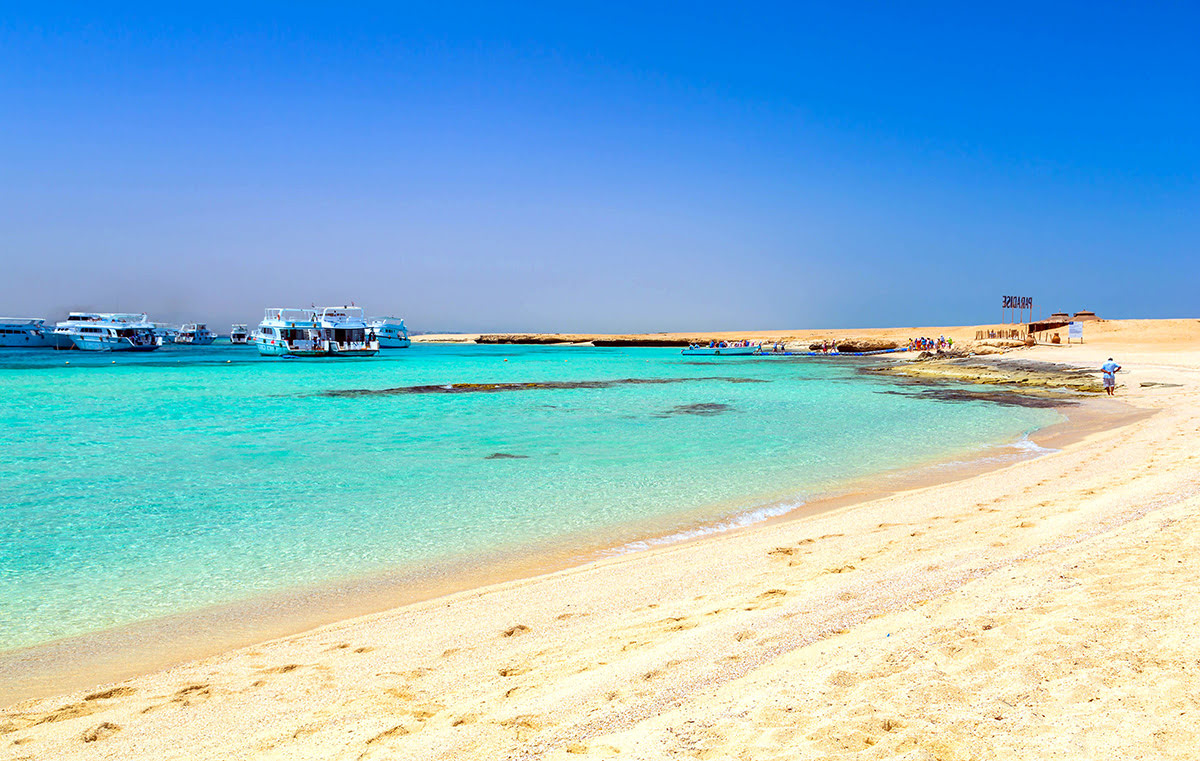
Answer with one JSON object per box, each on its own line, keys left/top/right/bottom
{"left": 2, "top": 2, "right": 1197, "bottom": 334}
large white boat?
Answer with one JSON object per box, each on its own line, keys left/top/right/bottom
{"left": 175, "top": 323, "right": 217, "bottom": 345}
{"left": 367, "top": 316, "right": 411, "bottom": 348}
{"left": 254, "top": 306, "right": 379, "bottom": 358}
{"left": 229, "top": 324, "right": 250, "bottom": 344}
{"left": 53, "top": 313, "right": 161, "bottom": 352}
{"left": 0, "top": 318, "right": 55, "bottom": 348}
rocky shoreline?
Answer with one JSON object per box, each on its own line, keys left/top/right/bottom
{"left": 866, "top": 355, "right": 1106, "bottom": 394}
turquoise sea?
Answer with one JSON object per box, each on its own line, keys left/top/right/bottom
{"left": 0, "top": 343, "right": 1061, "bottom": 654}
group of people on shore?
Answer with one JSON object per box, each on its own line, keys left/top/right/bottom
{"left": 908, "top": 335, "right": 953, "bottom": 352}
{"left": 702, "top": 340, "right": 755, "bottom": 349}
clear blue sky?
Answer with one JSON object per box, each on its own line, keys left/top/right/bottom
{"left": 2, "top": 2, "right": 1196, "bottom": 332}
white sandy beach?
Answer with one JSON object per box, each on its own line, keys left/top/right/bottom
{"left": 3, "top": 319, "right": 1199, "bottom": 760}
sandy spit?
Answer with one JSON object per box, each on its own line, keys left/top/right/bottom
{"left": 3, "top": 320, "right": 1200, "bottom": 760}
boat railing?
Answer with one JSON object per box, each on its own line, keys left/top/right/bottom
{"left": 105, "top": 313, "right": 151, "bottom": 325}
{"left": 317, "top": 306, "right": 366, "bottom": 323}
{"left": 264, "top": 308, "right": 316, "bottom": 323}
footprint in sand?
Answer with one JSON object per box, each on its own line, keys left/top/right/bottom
{"left": 653, "top": 615, "right": 697, "bottom": 632}
{"left": 824, "top": 565, "right": 856, "bottom": 574}
{"left": 30, "top": 702, "right": 102, "bottom": 726}
{"left": 498, "top": 666, "right": 531, "bottom": 677}
{"left": 384, "top": 687, "right": 416, "bottom": 701}
{"left": 499, "top": 714, "right": 541, "bottom": 741}
{"left": 171, "top": 684, "right": 213, "bottom": 706}
{"left": 80, "top": 722, "right": 121, "bottom": 743}
{"left": 84, "top": 686, "right": 135, "bottom": 701}
{"left": 364, "top": 724, "right": 410, "bottom": 747}
{"left": 743, "top": 589, "right": 788, "bottom": 611}
{"left": 502, "top": 624, "right": 531, "bottom": 637}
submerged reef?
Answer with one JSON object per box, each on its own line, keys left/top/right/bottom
{"left": 321, "top": 377, "right": 768, "bottom": 398}
{"left": 877, "top": 387, "right": 1077, "bottom": 408}
{"left": 655, "top": 402, "right": 736, "bottom": 417}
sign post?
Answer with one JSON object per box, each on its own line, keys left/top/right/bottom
{"left": 1068, "top": 321, "right": 1083, "bottom": 344}
{"left": 1001, "top": 296, "right": 1033, "bottom": 326}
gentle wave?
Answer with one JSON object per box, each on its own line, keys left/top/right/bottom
{"left": 610, "top": 500, "right": 807, "bottom": 555}
{"left": 1008, "top": 435, "right": 1060, "bottom": 455}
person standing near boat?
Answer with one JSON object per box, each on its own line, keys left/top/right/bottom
{"left": 1101, "top": 357, "right": 1121, "bottom": 396}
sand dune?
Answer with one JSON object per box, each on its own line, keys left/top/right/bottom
{"left": 3, "top": 320, "right": 1198, "bottom": 760}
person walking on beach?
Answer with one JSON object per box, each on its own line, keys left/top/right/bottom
{"left": 1101, "top": 357, "right": 1121, "bottom": 396}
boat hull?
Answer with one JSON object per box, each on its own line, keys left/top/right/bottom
{"left": 256, "top": 338, "right": 324, "bottom": 357}
{"left": 255, "top": 338, "right": 376, "bottom": 357}
{"left": 70, "top": 335, "right": 160, "bottom": 352}
{"left": 680, "top": 347, "right": 759, "bottom": 356}
{"left": 377, "top": 336, "right": 411, "bottom": 349}
{"left": 0, "top": 332, "right": 53, "bottom": 348}
{"left": 46, "top": 332, "right": 76, "bottom": 350}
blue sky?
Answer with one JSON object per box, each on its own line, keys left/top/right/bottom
{"left": 2, "top": 2, "right": 1196, "bottom": 332}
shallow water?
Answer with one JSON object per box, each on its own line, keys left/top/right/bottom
{"left": 0, "top": 343, "right": 1060, "bottom": 652}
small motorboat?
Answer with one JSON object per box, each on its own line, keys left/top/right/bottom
{"left": 681, "top": 343, "right": 761, "bottom": 356}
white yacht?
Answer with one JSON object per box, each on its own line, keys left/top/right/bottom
{"left": 367, "top": 317, "right": 411, "bottom": 348}
{"left": 0, "top": 318, "right": 54, "bottom": 348}
{"left": 53, "top": 313, "right": 161, "bottom": 352}
{"left": 229, "top": 324, "right": 250, "bottom": 344}
{"left": 152, "top": 323, "right": 180, "bottom": 344}
{"left": 175, "top": 323, "right": 217, "bottom": 345}
{"left": 255, "top": 306, "right": 379, "bottom": 358}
